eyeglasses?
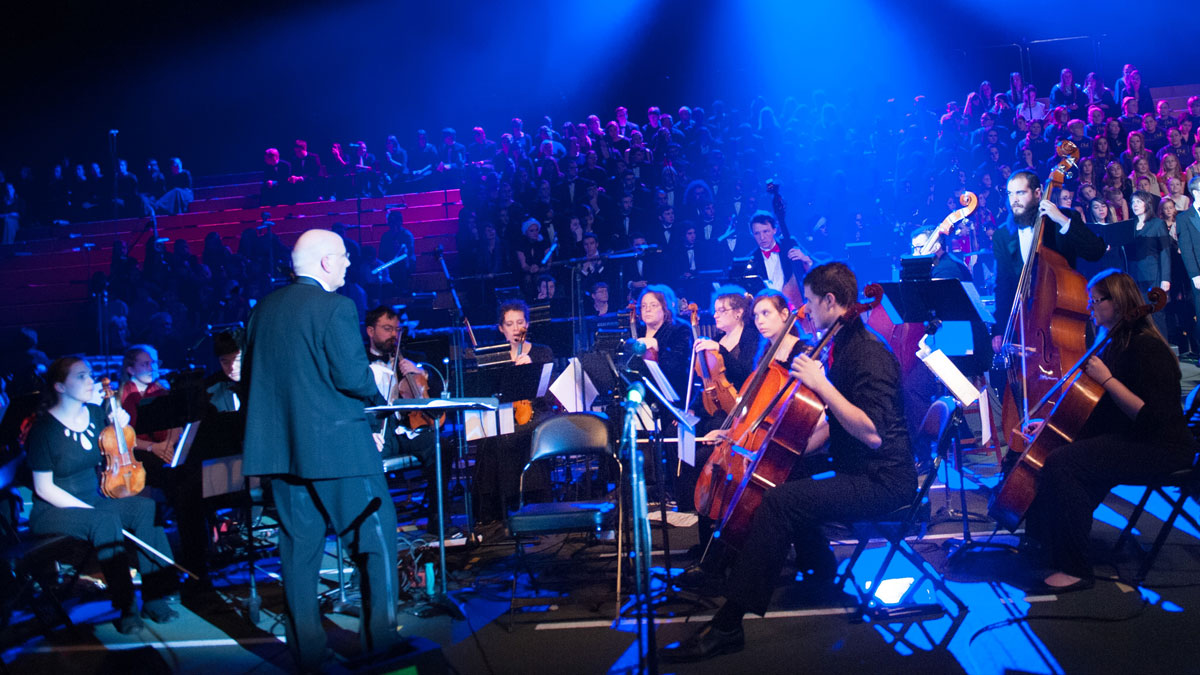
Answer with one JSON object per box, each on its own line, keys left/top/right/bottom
{"left": 1087, "top": 296, "right": 1111, "bottom": 308}
{"left": 713, "top": 307, "right": 732, "bottom": 315}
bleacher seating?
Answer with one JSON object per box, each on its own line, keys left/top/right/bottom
{"left": 0, "top": 179, "right": 462, "bottom": 353}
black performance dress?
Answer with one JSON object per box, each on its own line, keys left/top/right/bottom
{"left": 25, "top": 404, "right": 177, "bottom": 614}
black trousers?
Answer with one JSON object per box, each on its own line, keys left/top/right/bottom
{"left": 30, "top": 496, "right": 175, "bottom": 613}
{"left": 724, "top": 469, "right": 913, "bottom": 615}
{"left": 270, "top": 474, "right": 399, "bottom": 671}
{"left": 1024, "top": 433, "right": 1192, "bottom": 579}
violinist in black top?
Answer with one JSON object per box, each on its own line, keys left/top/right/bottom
{"left": 632, "top": 284, "right": 693, "bottom": 399}
{"left": 475, "top": 300, "right": 555, "bottom": 524}
{"left": 24, "top": 357, "right": 178, "bottom": 634}
{"left": 675, "top": 286, "right": 759, "bottom": 534}
{"left": 663, "top": 262, "right": 915, "bottom": 662}
{"left": 1023, "top": 270, "right": 1195, "bottom": 592}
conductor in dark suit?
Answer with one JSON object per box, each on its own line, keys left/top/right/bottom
{"left": 990, "top": 169, "right": 1105, "bottom": 353}
{"left": 1175, "top": 176, "right": 1200, "bottom": 350}
{"left": 242, "top": 229, "right": 398, "bottom": 672}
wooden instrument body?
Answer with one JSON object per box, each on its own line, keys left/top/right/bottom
{"left": 694, "top": 361, "right": 792, "bottom": 521}
{"left": 696, "top": 348, "right": 738, "bottom": 416}
{"left": 990, "top": 370, "right": 1104, "bottom": 531}
{"left": 714, "top": 375, "right": 826, "bottom": 547}
{"left": 1001, "top": 245, "right": 1090, "bottom": 449}
{"left": 98, "top": 378, "right": 146, "bottom": 499}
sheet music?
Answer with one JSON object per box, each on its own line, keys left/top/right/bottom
{"left": 536, "top": 362, "right": 553, "bottom": 398}
{"left": 678, "top": 412, "right": 699, "bottom": 466}
{"left": 549, "top": 358, "right": 598, "bottom": 412}
{"left": 643, "top": 360, "right": 678, "bottom": 402}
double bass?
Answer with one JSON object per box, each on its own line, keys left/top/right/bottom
{"left": 765, "top": 180, "right": 813, "bottom": 311}
{"left": 990, "top": 288, "right": 1167, "bottom": 531}
{"left": 997, "top": 141, "right": 1085, "bottom": 450}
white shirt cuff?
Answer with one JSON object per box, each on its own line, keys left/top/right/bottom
{"left": 1058, "top": 219, "right": 1071, "bottom": 235}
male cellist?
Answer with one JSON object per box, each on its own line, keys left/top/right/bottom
{"left": 660, "top": 262, "right": 916, "bottom": 662}
{"left": 990, "top": 169, "right": 1105, "bottom": 356}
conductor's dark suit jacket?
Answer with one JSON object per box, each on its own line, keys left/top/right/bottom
{"left": 990, "top": 211, "right": 1105, "bottom": 337}
{"left": 242, "top": 276, "right": 384, "bottom": 479}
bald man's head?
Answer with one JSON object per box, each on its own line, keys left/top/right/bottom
{"left": 292, "top": 229, "right": 350, "bottom": 290}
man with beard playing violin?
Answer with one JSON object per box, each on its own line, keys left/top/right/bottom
{"left": 661, "top": 261, "right": 916, "bottom": 663}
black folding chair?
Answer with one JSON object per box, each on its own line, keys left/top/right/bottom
{"left": 505, "top": 413, "right": 622, "bottom": 629}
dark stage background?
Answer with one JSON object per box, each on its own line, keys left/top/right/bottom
{"left": 2, "top": 0, "right": 1191, "bottom": 176}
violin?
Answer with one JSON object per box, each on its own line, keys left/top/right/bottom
{"left": 98, "top": 377, "right": 146, "bottom": 499}
{"left": 393, "top": 326, "right": 444, "bottom": 430}
{"left": 511, "top": 327, "right": 534, "bottom": 426}
{"left": 628, "top": 301, "right": 659, "bottom": 361}
{"left": 685, "top": 302, "right": 737, "bottom": 416}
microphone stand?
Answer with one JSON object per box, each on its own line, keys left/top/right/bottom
{"left": 619, "top": 383, "right": 658, "bottom": 675}
{"left": 432, "top": 246, "right": 475, "bottom": 541}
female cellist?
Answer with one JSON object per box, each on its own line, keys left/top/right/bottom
{"left": 25, "top": 357, "right": 179, "bottom": 633}
{"left": 1022, "top": 270, "right": 1194, "bottom": 593}
{"left": 684, "top": 290, "right": 815, "bottom": 567}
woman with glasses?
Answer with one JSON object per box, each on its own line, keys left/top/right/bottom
{"left": 1021, "top": 270, "right": 1194, "bottom": 593}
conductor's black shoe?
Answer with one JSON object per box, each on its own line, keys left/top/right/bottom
{"left": 659, "top": 621, "right": 744, "bottom": 663}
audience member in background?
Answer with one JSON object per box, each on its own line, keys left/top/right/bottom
{"left": 1016, "top": 85, "right": 1047, "bottom": 123}
{"left": 1119, "top": 190, "right": 1171, "bottom": 337}
{"left": 377, "top": 209, "right": 415, "bottom": 295}
{"left": 261, "top": 148, "right": 293, "bottom": 206}
{"left": 1083, "top": 72, "right": 1117, "bottom": 118}
{"left": 288, "top": 139, "right": 322, "bottom": 202}
{"left": 155, "top": 157, "right": 193, "bottom": 215}
{"left": 1117, "top": 69, "right": 1154, "bottom": 114}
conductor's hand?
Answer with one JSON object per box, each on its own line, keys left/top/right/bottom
{"left": 789, "top": 353, "right": 828, "bottom": 391}
{"left": 372, "top": 432, "right": 385, "bottom": 453}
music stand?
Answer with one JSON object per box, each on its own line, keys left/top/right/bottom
{"left": 366, "top": 397, "right": 498, "bottom": 619}
{"left": 873, "top": 279, "right": 994, "bottom": 377}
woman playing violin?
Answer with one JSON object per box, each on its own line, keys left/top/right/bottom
{"left": 24, "top": 357, "right": 179, "bottom": 633}
{"left": 1023, "top": 270, "right": 1195, "bottom": 592}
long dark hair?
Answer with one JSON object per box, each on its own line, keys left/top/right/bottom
{"left": 1089, "top": 269, "right": 1170, "bottom": 368}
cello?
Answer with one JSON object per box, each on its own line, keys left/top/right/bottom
{"left": 997, "top": 141, "right": 1086, "bottom": 450}
{"left": 98, "top": 377, "right": 146, "bottom": 499}
{"left": 989, "top": 288, "right": 1167, "bottom": 531}
{"left": 714, "top": 285, "right": 883, "bottom": 547}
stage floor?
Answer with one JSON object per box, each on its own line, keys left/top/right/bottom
{"left": 3, "top": 456, "right": 1200, "bottom": 674}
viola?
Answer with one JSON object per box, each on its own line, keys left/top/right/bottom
{"left": 628, "top": 302, "right": 658, "bottom": 361}
{"left": 98, "top": 377, "right": 146, "bottom": 499}
{"left": 990, "top": 288, "right": 1167, "bottom": 531}
{"left": 685, "top": 302, "right": 737, "bottom": 416}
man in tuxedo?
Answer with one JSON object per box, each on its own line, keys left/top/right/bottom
{"left": 288, "top": 139, "right": 323, "bottom": 202}
{"left": 745, "top": 212, "right": 810, "bottom": 297}
{"left": 1175, "top": 176, "right": 1200, "bottom": 352}
{"left": 990, "top": 169, "right": 1105, "bottom": 354}
{"left": 242, "top": 229, "right": 399, "bottom": 672}
{"left": 653, "top": 205, "right": 678, "bottom": 249}
{"left": 261, "top": 148, "right": 293, "bottom": 206}
{"left": 622, "top": 233, "right": 655, "bottom": 300}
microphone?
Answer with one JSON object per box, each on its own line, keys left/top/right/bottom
{"left": 109, "top": 129, "right": 119, "bottom": 136}
{"left": 630, "top": 339, "right": 648, "bottom": 357}
{"left": 626, "top": 381, "right": 645, "bottom": 404}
